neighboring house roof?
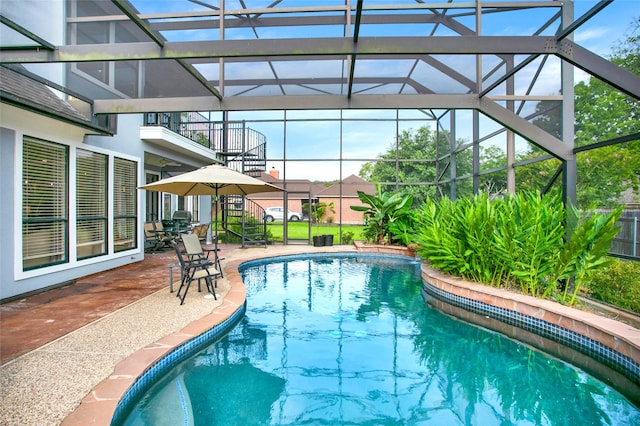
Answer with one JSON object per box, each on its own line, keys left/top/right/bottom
{"left": 252, "top": 172, "right": 327, "bottom": 199}
{"left": 317, "top": 174, "right": 376, "bottom": 198}
{"left": 0, "top": 65, "right": 110, "bottom": 134}
{"left": 253, "top": 172, "right": 375, "bottom": 199}
{"left": 257, "top": 172, "right": 279, "bottom": 184}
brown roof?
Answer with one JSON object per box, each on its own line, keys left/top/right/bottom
{"left": 252, "top": 173, "right": 327, "bottom": 199}
{"left": 317, "top": 174, "right": 376, "bottom": 197}
{"left": 253, "top": 172, "right": 374, "bottom": 199}
{"left": 0, "top": 65, "right": 110, "bottom": 134}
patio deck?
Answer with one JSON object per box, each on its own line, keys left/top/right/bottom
{"left": 1, "top": 250, "right": 182, "bottom": 364}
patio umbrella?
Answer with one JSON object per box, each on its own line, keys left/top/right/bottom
{"left": 140, "top": 164, "right": 283, "bottom": 248}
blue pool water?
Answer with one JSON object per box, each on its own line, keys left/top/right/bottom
{"left": 122, "top": 254, "right": 639, "bottom": 425}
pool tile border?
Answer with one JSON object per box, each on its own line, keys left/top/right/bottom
{"left": 62, "top": 268, "right": 249, "bottom": 426}
{"left": 110, "top": 303, "right": 246, "bottom": 424}
{"left": 420, "top": 264, "right": 640, "bottom": 387}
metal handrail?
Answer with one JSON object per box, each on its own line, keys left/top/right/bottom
{"left": 221, "top": 195, "right": 267, "bottom": 247}
{"left": 143, "top": 113, "right": 267, "bottom": 161}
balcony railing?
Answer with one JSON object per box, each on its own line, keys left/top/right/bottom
{"left": 143, "top": 112, "right": 267, "bottom": 174}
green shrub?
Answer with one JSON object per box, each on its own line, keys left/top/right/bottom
{"left": 351, "top": 188, "right": 413, "bottom": 245}
{"left": 414, "top": 190, "right": 622, "bottom": 306}
{"left": 341, "top": 231, "right": 355, "bottom": 245}
{"left": 587, "top": 259, "right": 640, "bottom": 313}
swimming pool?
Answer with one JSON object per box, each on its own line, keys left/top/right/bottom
{"left": 119, "top": 253, "right": 639, "bottom": 425}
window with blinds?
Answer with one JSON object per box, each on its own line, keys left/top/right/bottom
{"left": 113, "top": 157, "right": 137, "bottom": 252}
{"left": 22, "top": 137, "right": 68, "bottom": 270}
{"left": 191, "top": 196, "right": 199, "bottom": 223}
{"left": 76, "top": 149, "right": 107, "bottom": 259}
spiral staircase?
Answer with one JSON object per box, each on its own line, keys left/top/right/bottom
{"left": 146, "top": 113, "right": 270, "bottom": 246}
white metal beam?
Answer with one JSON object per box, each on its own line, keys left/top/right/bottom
{"left": 94, "top": 94, "right": 481, "bottom": 114}
{"left": 0, "top": 36, "right": 559, "bottom": 63}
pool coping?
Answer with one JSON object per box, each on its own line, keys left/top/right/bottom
{"left": 420, "top": 264, "right": 640, "bottom": 368}
{"left": 61, "top": 272, "right": 248, "bottom": 426}
{"left": 352, "top": 242, "right": 640, "bottom": 366}
{"left": 62, "top": 244, "right": 640, "bottom": 424}
{"left": 359, "top": 243, "right": 640, "bottom": 402}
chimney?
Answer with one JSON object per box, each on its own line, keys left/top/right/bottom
{"left": 269, "top": 167, "right": 280, "bottom": 180}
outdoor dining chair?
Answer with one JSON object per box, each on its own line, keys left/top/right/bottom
{"left": 171, "top": 235, "right": 221, "bottom": 305}
{"left": 192, "top": 223, "right": 209, "bottom": 244}
{"left": 144, "top": 222, "right": 171, "bottom": 252}
{"left": 182, "top": 232, "right": 225, "bottom": 288}
{"left": 189, "top": 224, "right": 224, "bottom": 277}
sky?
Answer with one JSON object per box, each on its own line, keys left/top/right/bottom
{"left": 3, "top": 2, "right": 635, "bottom": 175}
{"left": 236, "top": 1, "right": 637, "bottom": 181}
{"left": 130, "top": 1, "right": 640, "bottom": 180}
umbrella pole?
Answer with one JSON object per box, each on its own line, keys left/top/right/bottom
{"left": 214, "top": 189, "right": 219, "bottom": 260}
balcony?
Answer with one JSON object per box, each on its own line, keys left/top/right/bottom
{"left": 143, "top": 112, "right": 267, "bottom": 175}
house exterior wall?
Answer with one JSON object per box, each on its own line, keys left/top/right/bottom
{"left": 0, "top": 127, "right": 18, "bottom": 297}
{"left": 3, "top": 0, "right": 65, "bottom": 84}
{"left": 250, "top": 196, "right": 367, "bottom": 224}
{"left": 251, "top": 199, "right": 305, "bottom": 216}
{"left": 318, "top": 197, "right": 367, "bottom": 224}
{"left": 0, "top": 105, "right": 145, "bottom": 300}
{"left": 1, "top": 2, "right": 216, "bottom": 301}
{"left": 1, "top": 106, "right": 217, "bottom": 301}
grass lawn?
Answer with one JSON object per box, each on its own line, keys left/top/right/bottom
{"left": 267, "top": 222, "right": 365, "bottom": 243}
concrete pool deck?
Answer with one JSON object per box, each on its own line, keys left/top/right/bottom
{"left": 1, "top": 243, "right": 638, "bottom": 425}
{"left": 0, "top": 244, "right": 354, "bottom": 426}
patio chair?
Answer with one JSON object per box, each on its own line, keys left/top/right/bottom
{"left": 144, "top": 222, "right": 170, "bottom": 252}
{"left": 192, "top": 223, "right": 209, "bottom": 243}
{"left": 182, "top": 233, "right": 222, "bottom": 291}
{"left": 154, "top": 221, "right": 180, "bottom": 241}
{"left": 190, "top": 223, "right": 224, "bottom": 277}
{"left": 171, "top": 235, "right": 221, "bottom": 305}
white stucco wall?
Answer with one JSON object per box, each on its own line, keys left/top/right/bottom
{"left": 0, "top": 105, "right": 145, "bottom": 300}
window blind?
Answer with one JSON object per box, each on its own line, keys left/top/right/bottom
{"left": 76, "top": 149, "right": 107, "bottom": 259}
{"left": 113, "top": 157, "right": 137, "bottom": 251}
{"left": 22, "top": 137, "right": 68, "bottom": 270}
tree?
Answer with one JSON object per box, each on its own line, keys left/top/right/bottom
{"left": 571, "top": 18, "right": 640, "bottom": 207}
{"left": 522, "top": 17, "right": 640, "bottom": 208}
{"left": 358, "top": 127, "right": 474, "bottom": 204}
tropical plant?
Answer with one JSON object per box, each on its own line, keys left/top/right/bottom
{"left": 497, "top": 191, "right": 566, "bottom": 297}
{"left": 553, "top": 205, "right": 623, "bottom": 305}
{"left": 414, "top": 190, "right": 622, "bottom": 305}
{"left": 351, "top": 187, "right": 413, "bottom": 245}
{"left": 388, "top": 211, "right": 418, "bottom": 247}
{"left": 309, "top": 201, "right": 335, "bottom": 224}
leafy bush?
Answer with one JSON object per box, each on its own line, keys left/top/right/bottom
{"left": 388, "top": 210, "right": 418, "bottom": 246}
{"left": 587, "top": 259, "right": 640, "bottom": 313}
{"left": 351, "top": 188, "right": 414, "bottom": 245}
{"left": 341, "top": 231, "right": 355, "bottom": 245}
{"left": 414, "top": 191, "right": 622, "bottom": 305}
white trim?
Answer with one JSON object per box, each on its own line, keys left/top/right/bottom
{"left": 140, "top": 126, "right": 217, "bottom": 163}
{"left": 69, "top": 143, "right": 77, "bottom": 261}
{"left": 143, "top": 169, "right": 162, "bottom": 222}
{"left": 14, "top": 134, "right": 143, "bottom": 281}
